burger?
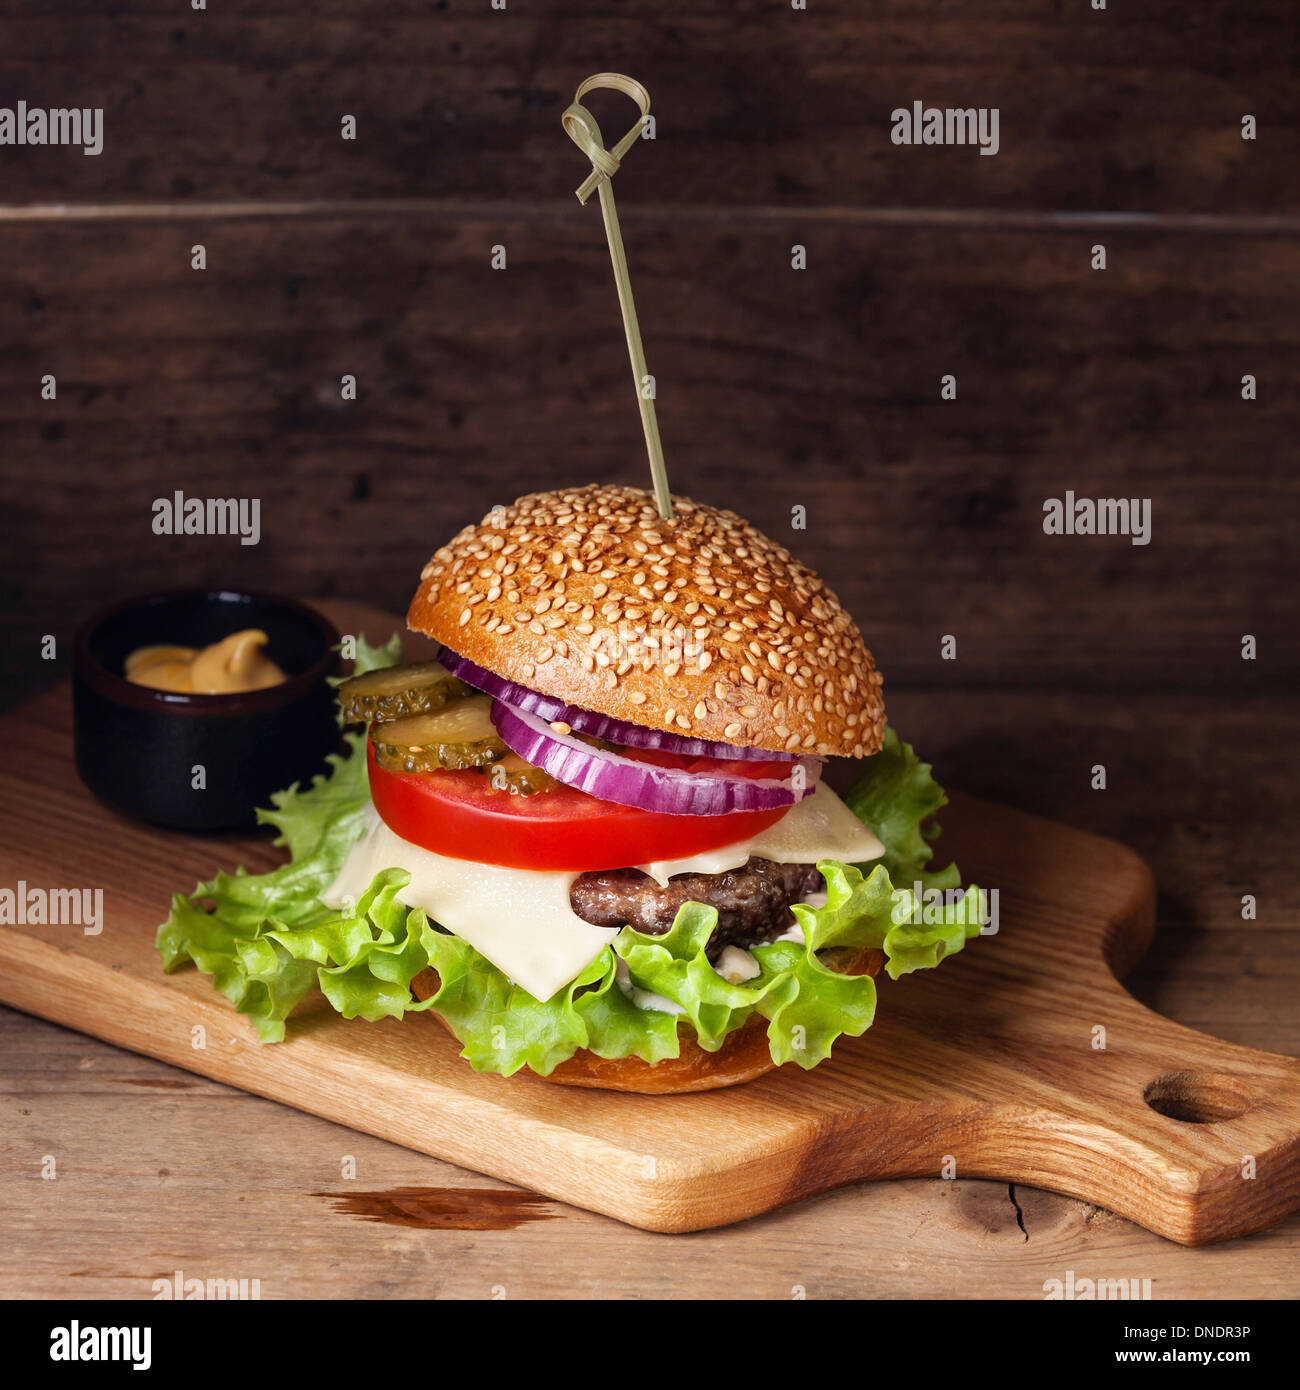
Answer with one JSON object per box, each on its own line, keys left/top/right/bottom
{"left": 159, "top": 484, "right": 982, "bottom": 1093}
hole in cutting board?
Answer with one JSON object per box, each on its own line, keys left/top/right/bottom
{"left": 1143, "top": 1071, "right": 1253, "bottom": 1124}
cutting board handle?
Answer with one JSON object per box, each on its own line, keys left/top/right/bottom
{"left": 983, "top": 993, "right": 1300, "bottom": 1245}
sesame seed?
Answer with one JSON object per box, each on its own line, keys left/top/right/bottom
{"left": 410, "top": 483, "right": 885, "bottom": 757}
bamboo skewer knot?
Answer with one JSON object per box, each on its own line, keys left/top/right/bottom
{"left": 562, "top": 72, "right": 672, "bottom": 521}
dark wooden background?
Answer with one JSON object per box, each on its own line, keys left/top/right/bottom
{"left": 0, "top": 7, "right": 1295, "bottom": 887}
{"left": 0, "top": 1, "right": 1297, "bottom": 1293}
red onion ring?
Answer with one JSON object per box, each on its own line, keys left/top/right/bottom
{"left": 490, "top": 698, "right": 821, "bottom": 816}
{"left": 438, "top": 646, "right": 798, "bottom": 761}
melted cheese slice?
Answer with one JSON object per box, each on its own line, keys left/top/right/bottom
{"left": 322, "top": 784, "right": 884, "bottom": 1003}
{"left": 322, "top": 812, "right": 619, "bottom": 1004}
{"left": 636, "top": 784, "right": 883, "bottom": 885}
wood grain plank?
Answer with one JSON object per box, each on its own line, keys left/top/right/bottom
{"left": 1, "top": 602, "right": 1296, "bottom": 1289}
{"left": 3, "top": 1009, "right": 1298, "bottom": 1299}
{"left": 0, "top": 604, "right": 1297, "bottom": 1243}
{"left": 2, "top": 216, "right": 1296, "bottom": 709}
{"left": 0, "top": 2, "right": 1293, "bottom": 213}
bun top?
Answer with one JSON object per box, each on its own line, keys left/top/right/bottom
{"left": 407, "top": 484, "right": 885, "bottom": 758}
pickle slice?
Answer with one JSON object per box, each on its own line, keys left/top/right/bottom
{"left": 485, "top": 752, "right": 559, "bottom": 796}
{"left": 370, "top": 695, "right": 506, "bottom": 773}
{"left": 339, "top": 661, "right": 468, "bottom": 725}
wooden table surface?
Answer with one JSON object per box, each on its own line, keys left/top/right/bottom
{"left": 1, "top": 4, "right": 1297, "bottom": 1298}
{"left": 3, "top": 615, "right": 1297, "bottom": 1300}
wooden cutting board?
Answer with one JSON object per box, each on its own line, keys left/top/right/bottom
{"left": 2, "top": 601, "right": 1298, "bottom": 1245}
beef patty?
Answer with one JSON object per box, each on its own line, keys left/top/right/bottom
{"left": 570, "top": 857, "right": 823, "bottom": 959}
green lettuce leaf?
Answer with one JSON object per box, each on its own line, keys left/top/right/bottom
{"left": 844, "top": 726, "right": 960, "bottom": 892}
{"left": 155, "top": 632, "right": 403, "bottom": 1041}
{"left": 419, "top": 937, "right": 607, "bottom": 1077}
{"left": 157, "top": 662, "right": 984, "bottom": 1073}
{"left": 615, "top": 902, "right": 773, "bottom": 1051}
{"left": 572, "top": 961, "right": 683, "bottom": 1066}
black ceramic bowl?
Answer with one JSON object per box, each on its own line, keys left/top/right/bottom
{"left": 74, "top": 589, "right": 342, "bottom": 831}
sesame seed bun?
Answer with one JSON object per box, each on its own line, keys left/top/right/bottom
{"left": 407, "top": 484, "right": 886, "bottom": 758}
{"left": 411, "top": 946, "right": 883, "bottom": 1094}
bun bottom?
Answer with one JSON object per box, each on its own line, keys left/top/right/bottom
{"left": 410, "top": 945, "right": 883, "bottom": 1095}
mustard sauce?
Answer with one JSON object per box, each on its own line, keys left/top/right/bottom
{"left": 124, "top": 629, "right": 287, "bottom": 694}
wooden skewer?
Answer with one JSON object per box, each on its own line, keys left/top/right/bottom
{"left": 562, "top": 73, "right": 672, "bottom": 523}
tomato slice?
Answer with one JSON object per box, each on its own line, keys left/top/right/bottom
{"left": 366, "top": 741, "right": 792, "bottom": 871}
